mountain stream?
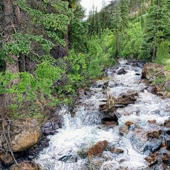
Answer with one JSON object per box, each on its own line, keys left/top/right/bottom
{"left": 35, "top": 60, "right": 170, "bottom": 170}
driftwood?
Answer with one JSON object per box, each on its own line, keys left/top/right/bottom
{"left": 115, "top": 91, "right": 138, "bottom": 105}
{"left": 99, "top": 87, "right": 116, "bottom": 112}
{"left": 99, "top": 87, "right": 138, "bottom": 113}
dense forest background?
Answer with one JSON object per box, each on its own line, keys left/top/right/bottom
{"left": 0, "top": 0, "right": 170, "bottom": 121}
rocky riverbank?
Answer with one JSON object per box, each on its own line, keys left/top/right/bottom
{"left": 1, "top": 60, "right": 170, "bottom": 170}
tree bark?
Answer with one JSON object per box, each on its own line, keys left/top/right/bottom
{"left": 3, "top": 0, "right": 20, "bottom": 106}
{"left": 3, "top": 0, "right": 19, "bottom": 73}
{"left": 64, "top": 25, "right": 69, "bottom": 56}
{"left": 19, "top": 55, "right": 26, "bottom": 72}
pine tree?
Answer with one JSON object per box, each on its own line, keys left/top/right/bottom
{"left": 139, "top": 0, "right": 170, "bottom": 61}
{"left": 120, "top": 0, "right": 129, "bottom": 29}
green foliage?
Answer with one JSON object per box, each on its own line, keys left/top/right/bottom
{"left": 85, "top": 31, "right": 115, "bottom": 78}
{"left": 121, "top": 22, "right": 143, "bottom": 58}
{"left": 62, "top": 51, "right": 87, "bottom": 92}
{"left": 139, "top": 0, "right": 170, "bottom": 61}
{"left": 0, "top": 61, "right": 64, "bottom": 118}
{"left": 152, "top": 76, "right": 165, "bottom": 85}
{"left": 164, "top": 64, "right": 170, "bottom": 71}
{"left": 156, "top": 41, "right": 170, "bottom": 64}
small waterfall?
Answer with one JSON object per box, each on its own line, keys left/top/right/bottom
{"left": 35, "top": 60, "right": 170, "bottom": 170}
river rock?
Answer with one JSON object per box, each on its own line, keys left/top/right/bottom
{"left": 147, "top": 85, "right": 157, "bottom": 94}
{"left": 88, "top": 157, "right": 104, "bottom": 170}
{"left": 117, "top": 68, "right": 127, "bottom": 75}
{"left": 144, "top": 139, "right": 162, "bottom": 154}
{"left": 88, "top": 140, "right": 108, "bottom": 159}
{"left": 134, "top": 127, "right": 162, "bottom": 142}
{"left": 165, "top": 138, "right": 170, "bottom": 150}
{"left": 110, "top": 146, "right": 124, "bottom": 154}
{"left": 162, "top": 153, "right": 169, "bottom": 162}
{"left": 3, "top": 118, "right": 41, "bottom": 152}
{"left": 27, "top": 135, "right": 50, "bottom": 159}
{"left": 142, "top": 63, "right": 164, "bottom": 81}
{"left": 147, "top": 120, "right": 156, "bottom": 125}
{"left": 10, "top": 161, "right": 41, "bottom": 170}
{"left": 145, "top": 152, "right": 159, "bottom": 167}
{"left": 125, "top": 121, "right": 133, "bottom": 126}
{"left": 164, "top": 118, "right": 170, "bottom": 128}
{"left": 119, "top": 125, "right": 129, "bottom": 136}
{"left": 101, "top": 117, "right": 118, "bottom": 127}
{"left": 41, "top": 115, "right": 63, "bottom": 135}
{"left": 0, "top": 152, "right": 13, "bottom": 165}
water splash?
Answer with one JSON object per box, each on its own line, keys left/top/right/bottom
{"left": 35, "top": 61, "right": 170, "bottom": 170}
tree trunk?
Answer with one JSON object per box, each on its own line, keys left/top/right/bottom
{"left": 3, "top": 0, "right": 20, "bottom": 106}
{"left": 115, "top": 32, "right": 119, "bottom": 58}
{"left": 64, "top": 25, "right": 69, "bottom": 56}
{"left": 19, "top": 55, "right": 26, "bottom": 72}
{"left": 3, "top": 0, "right": 19, "bottom": 73}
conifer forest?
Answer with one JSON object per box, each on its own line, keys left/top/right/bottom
{"left": 0, "top": 0, "right": 170, "bottom": 169}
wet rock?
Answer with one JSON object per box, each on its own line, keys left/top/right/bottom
{"left": 147, "top": 85, "right": 157, "bottom": 94}
{"left": 27, "top": 136, "right": 50, "bottom": 159}
{"left": 88, "top": 140, "right": 108, "bottom": 159}
{"left": 144, "top": 139, "right": 162, "bottom": 154}
{"left": 58, "top": 155, "right": 78, "bottom": 163}
{"left": 145, "top": 152, "right": 159, "bottom": 167}
{"left": 117, "top": 68, "right": 127, "bottom": 75}
{"left": 162, "top": 153, "right": 169, "bottom": 162}
{"left": 10, "top": 161, "right": 41, "bottom": 170}
{"left": 165, "top": 130, "right": 170, "bottom": 136}
{"left": 148, "top": 130, "right": 162, "bottom": 138}
{"left": 132, "top": 61, "right": 145, "bottom": 68}
{"left": 164, "top": 118, "right": 170, "bottom": 128}
{"left": 125, "top": 121, "right": 133, "bottom": 126}
{"left": 161, "top": 152, "right": 170, "bottom": 168}
{"left": 142, "top": 63, "right": 164, "bottom": 81}
{"left": 101, "top": 117, "right": 118, "bottom": 127}
{"left": 0, "top": 152, "right": 13, "bottom": 165}
{"left": 165, "top": 138, "right": 170, "bottom": 150}
{"left": 110, "top": 146, "right": 124, "bottom": 154}
{"left": 3, "top": 119, "right": 41, "bottom": 152}
{"left": 134, "top": 127, "right": 162, "bottom": 142}
{"left": 119, "top": 125, "right": 129, "bottom": 136}
{"left": 0, "top": 161, "right": 3, "bottom": 170}
{"left": 102, "top": 81, "right": 109, "bottom": 89}
{"left": 141, "top": 79, "right": 150, "bottom": 86}
{"left": 41, "top": 115, "right": 63, "bottom": 135}
{"left": 135, "top": 73, "right": 141, "bottom": 76}
{"left": 88, "top": 157, "right": 104, "bottom": 170}
{"left": 147, "top": 120, "right": 156, "bottom": 125}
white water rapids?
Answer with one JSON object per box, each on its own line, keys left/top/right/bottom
{"left": 35, "top": 60, "right": 170, "bottom": 170}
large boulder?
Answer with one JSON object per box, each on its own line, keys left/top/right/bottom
{"left": 142, "top": 63, "right": 164, "bottom": 81}
{"left": 3, "top": 118, "right": 41, "bottom": 152}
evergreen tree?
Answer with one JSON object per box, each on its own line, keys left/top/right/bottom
{"left": 120, "top": 0, "right": 129, "bottom": 29}
{"left": 0, "top": 0, "right": 74, "bottom": 106}
{"left": 139, "top": 0, "right": 170, "bottom": 61}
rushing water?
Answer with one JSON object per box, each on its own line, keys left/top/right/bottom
{"left": 35, "top": 60, "right": 170, "bottom": 170}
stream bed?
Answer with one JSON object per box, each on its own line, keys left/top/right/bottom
{"left": 35, "top": 60, "right": 170, "bottom": 170}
